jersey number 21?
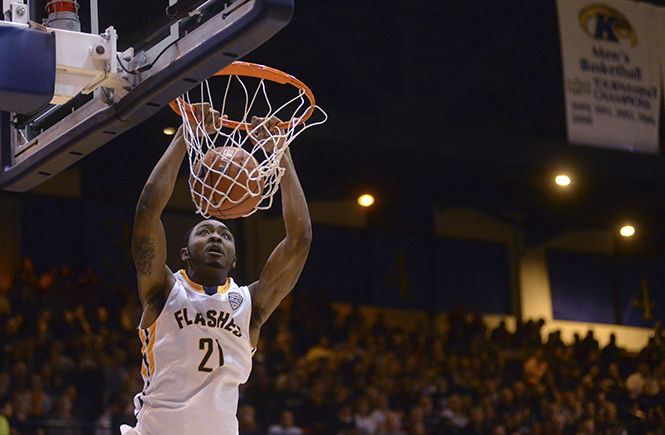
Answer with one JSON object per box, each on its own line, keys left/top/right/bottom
{"left": 198, "top": 337, "right": 224, "bottom": 372}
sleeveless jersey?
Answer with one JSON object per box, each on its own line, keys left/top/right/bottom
{"left": 122, "top": 270, "right": 253, "bottom": 435}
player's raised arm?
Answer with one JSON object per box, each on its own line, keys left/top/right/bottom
{"left": 248, "top": 120, "right": 312, "bottom": 344}
{"left": 132, "top": 126, "right": 187, "bottom": 327}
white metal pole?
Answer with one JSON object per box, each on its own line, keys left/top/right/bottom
{"left": 90, "top": 0, "right": 98, "bottom": 34}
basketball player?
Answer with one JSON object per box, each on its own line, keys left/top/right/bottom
{"left": 120, "top": 113, "right": 311, "bottom": 435}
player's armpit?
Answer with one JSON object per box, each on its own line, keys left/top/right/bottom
{"left": 136, "top": 265, "right": 174, "bottom": 329}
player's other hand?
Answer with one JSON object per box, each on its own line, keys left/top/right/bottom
{"left": 249, "top": 116, "right": 285, "bottom": 152}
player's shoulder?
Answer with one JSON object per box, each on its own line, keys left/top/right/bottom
{"left": 228, "top": 278, "right": 252, "bottom": 302}
{"left": 246, "top": 280, "right": 259, "bottom": 300}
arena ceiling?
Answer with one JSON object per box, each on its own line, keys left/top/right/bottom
{"left": 69, "top": 0, "right": 665, "bottom": 254}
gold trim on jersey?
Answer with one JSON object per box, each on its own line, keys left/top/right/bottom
{"left": 178, "top": 269, "right": 231, "bottom": 294}
{"left": 140, "top": 328, "right": 147, "bottom": 377}
{"left": 147, "top": 323, "right": 156, "bottom": 372}
{"left": 139, "top": 323, "right": 157, "bottom": 378}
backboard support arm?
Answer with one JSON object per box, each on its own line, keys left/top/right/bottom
{"left": 0, "top": 0, "right": 294, "bottom": 192}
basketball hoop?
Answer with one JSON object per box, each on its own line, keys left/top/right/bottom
{"left": 169, "top": 61, "right": 327, "bottom": 219}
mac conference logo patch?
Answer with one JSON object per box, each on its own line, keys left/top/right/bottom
{"left": 228, "top": 292, "right": 243, "bottom": 310}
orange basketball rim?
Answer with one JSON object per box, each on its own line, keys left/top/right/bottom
{"left": 169, "top": 61, "right": 317, "bottom": 131}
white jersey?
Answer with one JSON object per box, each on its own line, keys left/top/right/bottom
{"left": 122, "top": 270, "right": 253, "bottom": 435}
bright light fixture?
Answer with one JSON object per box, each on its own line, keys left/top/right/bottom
{"left": 620, "top": 225, "right": 635, "bottom": 237}
{"left": 163, "top": 126, "right": 176, "bottom": 135}
{"left": 357, "top": 194, "right": 375, "bottom": 207}
{"left": 555, "top": 174, "right": 571, "bottom": 186}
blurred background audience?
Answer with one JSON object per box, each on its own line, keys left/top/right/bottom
{"left": 1, "top": 259, "right": 664, "bottom": 434}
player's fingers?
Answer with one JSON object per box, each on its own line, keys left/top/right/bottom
{"left": 249, "top": 118, "right": 262, "bottom": 136}
{"left": 196, "top": 103, "right": 214, "bottom": 119}
{"left": 207, "top": 109, "right": 220, "bottom": 124}
{"left": 269, "top": 117, "right": 283, "bottom": 134}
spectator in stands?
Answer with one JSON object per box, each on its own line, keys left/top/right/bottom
{"left": 441, "top": 393, "right": 468, "bottom": 430}
{"left": 48, "top": 390, "right": 83, "bottom": 435}
{"left": 580, "top": 330, "right": 599, "bottom": 355}
{"left": 354, "top": 397, "right": 377, "bottom": 434}
{"left": 0, "top": 404, "right": 9, "bottom": 435}
{"left": 268, "top": 410, "right": 303, "bottom": 435}
{"left": 238, "top": 405, "right": 260, "bottom": 435}
{"left": 0, "top": 374, "right": 9, "bottom": 408}
{"left": 463, "top": 406, "right": 488, "bottom": 435}
{"left": 0, "top": 286, "right": 10, "bottom": 318}
{"left": 331, "top": 405, "right": 357, "bottom": 435}
{"left": 626, "top": 361, "right": 650, "bottom": 399}
{"left": 305, "top": 336, "right": 334, "bottom": 362}
{"left": 600, "top": 333, "right": 621, "bottom": 367}
{"left": 580, "top": 364, "right": 600, "bottom": 394}
{"left": 28, "top": 373, "right": 52, "bottom": 418}
{"left": 523, "top": 348, "right": 548, "bottom": 392}
{"left": 545, "top": 329, "right": 565, "bottom": 353}
{"left": 643, "top": 360, "right": 663, "bottom": 399}
{"left": 490, "top": 320, "right": 510, "bottom": 348}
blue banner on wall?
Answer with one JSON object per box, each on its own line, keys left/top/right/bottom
{"left": 297, "top": 225, "right": 370, "bottom": 303}
{"left": 615, "top": 256, "right": 665, "bottom": 327}
{"left": 548, "top": 249, "right": 616, "bottom": 323}
{"left": 21, "top": 197, "right": 136, "bottom": 283}
{"left": 81, "top": 201, "right": 135, "bottom": 284}
{"left": 20, "top": 203, "right": 514, "bottom": 315}
{"left": 21, "top": 196, "right": 83, "bottom": 273}
{"left": 548, "top": 249, "right": 664, "bottom": 325}
{"left": 20, "top": 196, "right": 205, "bottom": 285}
{"left": 367, "top": 231, "right": 433, "bottom": 310}
{"left": 300, "top": 226, "right": 511, "bottom": 313}
{"left": 434, "top": 238, "right": 510, "bottom": 314}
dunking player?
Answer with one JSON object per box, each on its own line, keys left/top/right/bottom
{"left": 120, "top": 114, "right": 311, "bottom": 434}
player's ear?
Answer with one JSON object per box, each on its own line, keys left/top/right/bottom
{"left": 232, "top": 257, "right": 237, "bottom": 269}
{"left": 181, "top": 247, "right": 190, "bottom": 262}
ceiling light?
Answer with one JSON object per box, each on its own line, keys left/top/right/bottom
{"left": 555, "top": 174, "right": 571, "bottom": 186}
{"left": 357, "top": 194, "right": 375, "bottom": 207}
{"left": 163, "top": 126, "right": 176, "bottom": 135}
{"left": 620, "top": 225, "right": 635, "bottom": 237}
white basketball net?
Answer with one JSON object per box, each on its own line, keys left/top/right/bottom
{"left": 174, "top": 70, "right": 327, "bottom": 219}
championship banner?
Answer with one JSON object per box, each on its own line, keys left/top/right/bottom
{"left": 653, "top": 7, "right": 665, "bottom": 98}
{"left": 556, "top": 0, "right": 661, "bottom": 154}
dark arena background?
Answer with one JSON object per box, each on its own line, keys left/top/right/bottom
{"left": 2, "top": 0, "right": 665, "bottom": 434}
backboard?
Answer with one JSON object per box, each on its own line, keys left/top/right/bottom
{"left": 0, "top": 0, "right": 294, "bottom": 191}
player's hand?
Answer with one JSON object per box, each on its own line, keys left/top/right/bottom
{"left": 187, "top": 102, "right": 223, "bottom": 135}
{"left": 249, "top": 116, "right": 285, "bottom": 152}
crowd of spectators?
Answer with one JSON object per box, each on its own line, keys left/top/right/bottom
{"left": 1, "top": 258, "right": 665, "bottom": 434}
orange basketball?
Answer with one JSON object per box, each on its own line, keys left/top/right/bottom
{"left": 190, "top": 146, "right": 264, "bottom": 219}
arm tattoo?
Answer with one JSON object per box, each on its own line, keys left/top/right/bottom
{"left": 133, "top": 237, "right": 156, "bottom": 275}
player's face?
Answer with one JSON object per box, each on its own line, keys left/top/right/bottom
{"left": 185, "top": 220, "right": 236, "bottom": 271}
